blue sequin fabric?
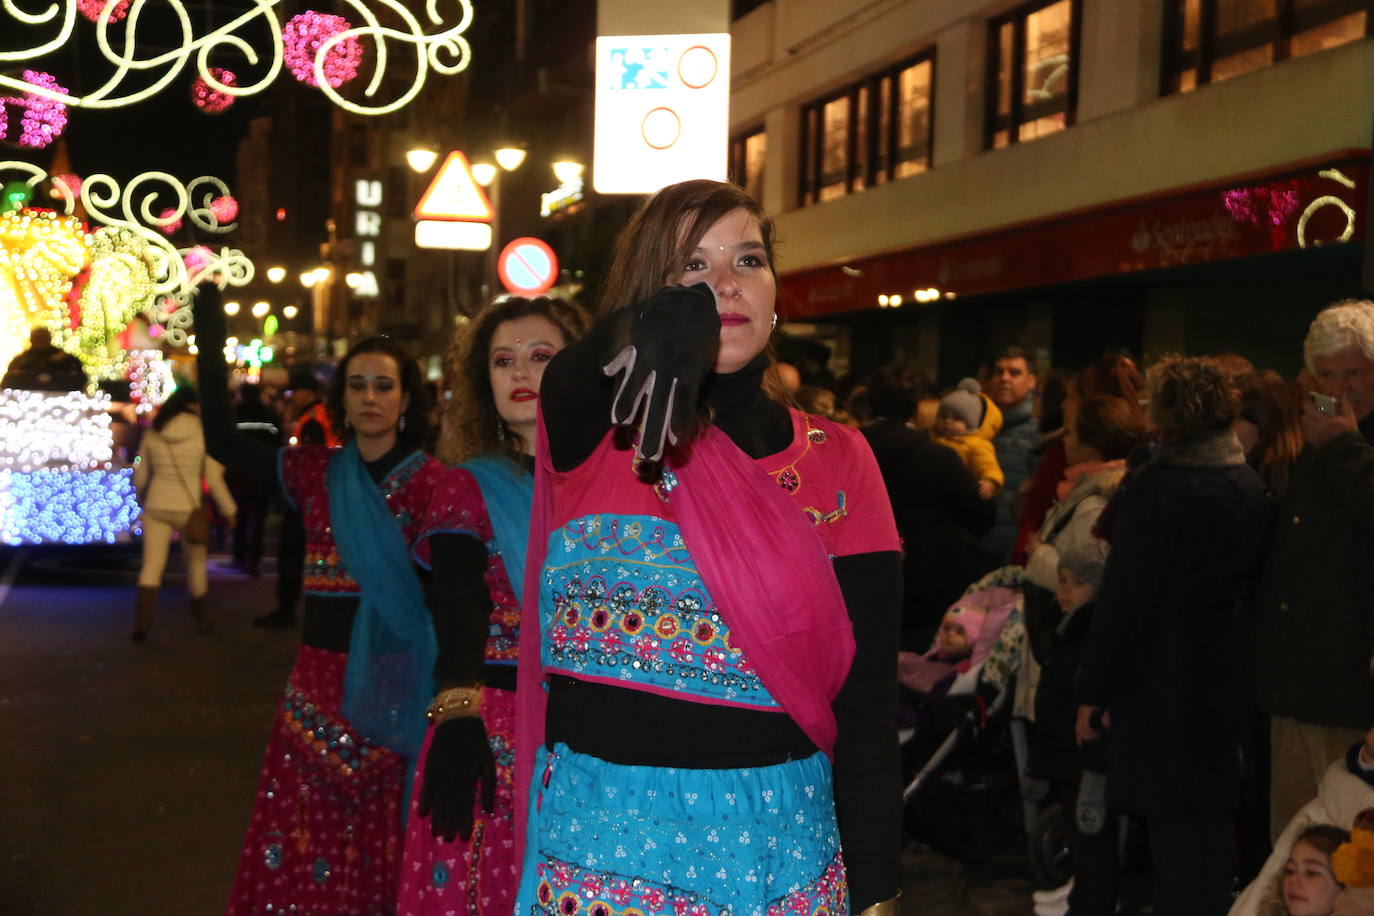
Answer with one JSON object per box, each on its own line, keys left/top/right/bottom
{"left": 541, "top": 514, "right": 780, "bottom": 709}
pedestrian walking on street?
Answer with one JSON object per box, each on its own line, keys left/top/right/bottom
{"left": 397, "top": 295, "right": 587, "bottom": 915}
{"left": 131, "top": 384, "right": 237, "bottom": 640}
{"left": 513, "top": 180, "right": 904, "bottom": 916}
{"left": 193, "top": 282, "right": 444, "bottom": 915}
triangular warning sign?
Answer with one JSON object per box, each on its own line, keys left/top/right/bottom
{"left": 414, "top": 151, "right": 494, "bottom": 222}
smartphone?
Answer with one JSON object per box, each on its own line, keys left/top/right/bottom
{"left": 1310, "top": 391, "right": 1342, "bottom": 416}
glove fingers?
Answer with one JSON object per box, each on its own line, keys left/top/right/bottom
{"left": 603, "top": 346, "right": 640, "bottom": 424}
{"left": 480, "top": 758, "right": 497, "bottom": 813}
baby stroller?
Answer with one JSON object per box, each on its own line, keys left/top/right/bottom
{"left": 898, "top": 566, "right": 1074, "bottom": 886}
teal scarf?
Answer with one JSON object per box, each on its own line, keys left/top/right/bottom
{"left": 461, "top": 454, "right": 534, "bottom": 607}
{"left": 332, "top": 441, "right": 436, "bottom": 762}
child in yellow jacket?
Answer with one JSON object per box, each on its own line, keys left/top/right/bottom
{"left": 933, "top": 378, "right": 1004, "bottom": 499}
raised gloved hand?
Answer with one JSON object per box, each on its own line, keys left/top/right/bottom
{"left": 193, "top": 281, "right": 227, "bottom": 350}
{"left": 417, "top": 717, "right": 496, "bottom": 842}
{"left": 601, "top": 283, "right": 720, "bottom": 463}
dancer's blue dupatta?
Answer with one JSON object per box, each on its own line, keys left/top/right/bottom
{"left": 461, "top": 454, "right": 533, "bottom": 607}
{"left": 332, "top": 441, "right": 437, "bottom": 764}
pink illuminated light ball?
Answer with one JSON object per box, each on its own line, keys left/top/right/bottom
{"left": 191, "top": 69, "right": 237, "bottom": 114}
{"left": 282, "top": 12, "right": 364, "bottom": 89}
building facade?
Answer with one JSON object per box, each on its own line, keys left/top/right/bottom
{"left": 730, "top": 0, "right": 1372, "bottom": 380}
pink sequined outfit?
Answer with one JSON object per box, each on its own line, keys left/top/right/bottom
{"left": 227, "top": 646, "right": 405, "bottom": 915}
{"left": 399, "top": 465, "right": 525, "bottom": 916}
{"left": 227, "top": 447, "right": 444, "bottom": 916}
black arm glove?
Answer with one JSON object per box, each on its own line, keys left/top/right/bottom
{"left": 830, "top": 550, "right": 904, "bottom": 912}
{"left": 420, "top": 533, "right": 500, "bottom": 841}
{"left": 602, "top": 283, "right": 719, "bottom": 463}
{"left": 417, "top": 717, "right": 496, "bottom": 842}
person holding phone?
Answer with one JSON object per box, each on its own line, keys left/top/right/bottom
{"left": 1256, "top": 299, "right": 1374, "bottom": 841}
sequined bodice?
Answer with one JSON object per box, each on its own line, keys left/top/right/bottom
{"left": 541, "top": 513, "right": 777, "bottom": 709}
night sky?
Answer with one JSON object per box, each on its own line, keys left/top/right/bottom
{"left": 4, "top": 1, "right": 277, "bottom": 187}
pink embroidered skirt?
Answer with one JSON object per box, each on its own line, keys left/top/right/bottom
{"left": 397, "top": 686, "right": 519, "bottom": 916}
{"left": 227, "top": 645, "right": 405, "bottom": 915}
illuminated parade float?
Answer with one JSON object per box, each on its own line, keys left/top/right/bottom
{"left": 0, "top": 0, "right": 475, "bottom": 543}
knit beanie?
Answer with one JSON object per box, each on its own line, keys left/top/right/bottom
{"left": 943, "top": 602, "right": 989, "bottom": 646}
{"left": 939, "top": 378, "right": 984, "bottom": 430}
{"left": 1058, "top": 537, "right": 1108, "bottom": 590}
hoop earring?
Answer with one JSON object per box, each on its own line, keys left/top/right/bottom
{"left": 398, "top": 415, "right": 406, "bottom": 433}
{"left": 496, "top": 418, "right": 505, "bottom": 441}
{"left": 770, "top": 313, "right": 778, "bottom": 332}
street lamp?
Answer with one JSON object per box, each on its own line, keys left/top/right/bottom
{"left": 224, "top": 300, "right": 241, "bottom": 316}
{"left": 551, "top": 160, "right": 584, "bottom": 184}
{"left": 345, "top": 272, "right": 363, "bottom": 289}
{"left": 266, "top": 266, "right": 286, "bottom": 283}
{"left": 283, "top": 304, "right": 299, "bottom": 319}
{"left": 406, "top": 146, "right": 439, "bottom": 173}
{"left": 251, "top": 301, "right": 270, "bottom": 318}
{"left": 494, "top": 146, "right": 526, "bottom": 171}
{"left": 471, "top": 162, "right": 497, "bottom": 187}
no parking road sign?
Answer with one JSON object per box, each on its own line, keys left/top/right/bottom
{"left": 498, "top": 237, "right": 559, "bottom": 296}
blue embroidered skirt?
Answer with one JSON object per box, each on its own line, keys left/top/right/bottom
{"left": 515, "top": 743, "right": 848, "bottom": 916}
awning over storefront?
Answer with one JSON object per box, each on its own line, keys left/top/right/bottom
{"left": 779, "top": 152, "right": 1368, "bottom": 320}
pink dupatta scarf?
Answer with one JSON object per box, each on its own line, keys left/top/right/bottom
{"left": 513, "top": 412, "right": 856, "bottom": 864}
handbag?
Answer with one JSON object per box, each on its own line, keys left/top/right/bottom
{"left": 162, "top": 429, "right": 212, "bottom": 545}
{"left": 182, "top": 502, "right": 211, "bottom": 545}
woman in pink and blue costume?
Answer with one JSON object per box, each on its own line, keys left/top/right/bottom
{"left": 512, "top": 181, "right": 905, "bottom": 916}
{"left": 194, "top": 283, "right": 443, "bottom": 915}
{"left": 398, "top": 295, "right": 588, "bottom": 916}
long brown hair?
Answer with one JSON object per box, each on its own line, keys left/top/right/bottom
{"left": 439, "top": 296, "right": 589, "bottom": 465}
{"left": 599, "top": 179, "right": 778, "bottom": 318}
{"left": 1237, "top": 369, "right": 1305, "bottom": 496}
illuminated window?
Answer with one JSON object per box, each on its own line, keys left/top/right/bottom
{"left": 1163, "top": 0, "right": 1372, "bottom": 94}
{"left": 729, "top": 129, "right": 767, "bottom": 201}
{"left": 798, "top": 51, "right": 935, "bottom": 206}
{"left": 987, "top": 0, "right": 1079, "bottom": 149}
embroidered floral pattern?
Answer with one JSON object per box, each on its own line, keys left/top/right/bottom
{"left": 541, "top": 514, "right": 778, "bottom": 708}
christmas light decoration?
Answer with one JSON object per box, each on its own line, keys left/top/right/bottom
{"left": 0, "top": 388, "right": 114, "bottom": 471}
{"left": 283, "top": 12, "right": 363, "bottom": 88}
{"left": 0, "top": 0, "right": 476, "bottom": 117}
{"left": 0, "top": 388, "right": 138, "bottom": 546}
{"left": 0, "top": 163, "right": 254, "bottom": 366}
{"left": 157, "top": 207, "right": 183, "bottom": 234}
{"left": 1, "top": 71, "right": 71, "bottom": 150}
{"left": 190, "top": 68, "right": 237, "bottom": 113}
{"left": 76, "top": 0, "right": 129, "bottom": 24}
{"left": 0, "top": 467, "right": 138, "bottom": 545}
{"left": 126, "top": 348, "right": 173, "bottom": 414}
{"left": 209, "top": 195, "right": 238, "bottom": 223}
{"left": 50, "top": 172, "right": 81, "bottom": 202}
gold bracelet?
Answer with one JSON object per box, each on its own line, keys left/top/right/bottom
{"left": 855, "top": 894, "right": 900, "bottom": 916}
{"left": 426, "top": 686, "right": 482, "bottom": 723}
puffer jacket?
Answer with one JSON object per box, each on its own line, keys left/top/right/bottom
{"left": 134, "top": 413, "right": 236, "bottom": 518}
{"left": 986, "top": 395, "right": 1038, "bottom": 563}
{"left": 932, "top": 392, "right": 1005, "bottom": 491}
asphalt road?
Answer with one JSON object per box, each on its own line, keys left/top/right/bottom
{"left": 0, "top": 543, "right": 1037, "bottom": 915}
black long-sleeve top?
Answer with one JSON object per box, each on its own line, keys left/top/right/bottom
{"left": 539, "top": 309, "right": 903, "bottom": 911}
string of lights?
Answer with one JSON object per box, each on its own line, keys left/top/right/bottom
{"left": 0, "top": 0, "right": 475, "bottom": 117}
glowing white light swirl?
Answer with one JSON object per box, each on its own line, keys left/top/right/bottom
{"left": 0, "top": 0, "right": 474, "bottom": 116}
{"left": 0, "top": 162, "right": 254, "bottom": 350}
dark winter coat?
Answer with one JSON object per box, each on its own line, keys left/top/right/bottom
{"left": 1027, "top": 594, "right": 1109, "bottom": 782}
{"left": 862, "top": 419, "right": 995, "bottom": 645}
{"left": 1078, "top": 431, "right": 1271, "bottom": 817}
{"left": 1255, "top": 415, "right": 1374, "bottom": 729}
{"left": 987, "top": 395, "right": 1039, "bottom": 563}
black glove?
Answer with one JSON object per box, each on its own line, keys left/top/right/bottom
{"left": 601, "top": 283, "right": 719, "bottom": 463}
{"left": 193, "top": 281, "right": 227, "bottom": 349}
{"left": 417, "top": 716, "right": 496, "bottom": 842}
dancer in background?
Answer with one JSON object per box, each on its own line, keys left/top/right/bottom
{"left": 194, "top": 283, "right": 443, "bottom": 915}
{"left": 398, "top": 295, "right": 587, "bottom": 915}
